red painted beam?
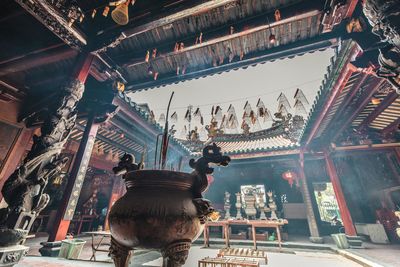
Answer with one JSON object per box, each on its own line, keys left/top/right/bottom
{"left": 345, "top": 0, "right": 359, "bottom": 18}
{"left": 324, "top": 150, "right": 357, "bottom": 236}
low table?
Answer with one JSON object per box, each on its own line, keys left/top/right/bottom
{"left": 198, "top": 256, "right": 259, "bottom": 267}
{"left": 203, "top": 221, "right": 230, "bottom": 248}
{"left": 84, "top": 231, "right": 111, "bottom": 261}
{"left": 218, "top": 248, "right": 267, "bottom": 264}
{"left": 204, "top": 219, "right": 288, "bottom": 249}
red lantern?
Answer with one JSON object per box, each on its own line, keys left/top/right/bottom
{"left": 282, "top": 171, "right": 297, "bottom": 188}
{"left": 207, "top": 174, "right": 214, "bottom": 185}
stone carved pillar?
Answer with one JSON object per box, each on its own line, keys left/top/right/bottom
{"left": 0, "top": 54, "right": 94, "bottom": 266}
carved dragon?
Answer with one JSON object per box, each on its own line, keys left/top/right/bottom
{"left": 0, "top": 79, "right": 84, "bottom": 246}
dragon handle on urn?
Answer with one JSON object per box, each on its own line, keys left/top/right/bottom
{"left": 189, "top": 143, "right": 230, "bottom": 223}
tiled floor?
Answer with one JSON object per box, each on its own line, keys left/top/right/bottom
{"left": 18, "top": 246, "right": 362, "bottom": 267}
{"left": 21, "top": 234, "right": 400, "bottom": 267}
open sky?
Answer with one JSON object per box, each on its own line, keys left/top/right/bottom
{"left": 128, "top": 48, "right": 334, "bottom": 140}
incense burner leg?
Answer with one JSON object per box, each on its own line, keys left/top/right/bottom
{"left": 109, "top": 237, "right": 132, "bottom": 267}
{"left": 162, "top": 240, "right": 191, "bottom": 267}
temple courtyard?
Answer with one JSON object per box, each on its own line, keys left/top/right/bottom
{"left": 1, "top": 0, "right": 400, "bottom": 267}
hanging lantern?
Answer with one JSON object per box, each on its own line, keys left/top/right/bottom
{"left": 111, "top": 0, "right": 130, "bottom": 25}
{"left": 207, "top": 174, "right": 214, "bottom": 185}
{"left": 269, "top": 33, "right": 276, "bottom": 44}
{"left": 282, "top": 171, "right": 297, "bottom": 187}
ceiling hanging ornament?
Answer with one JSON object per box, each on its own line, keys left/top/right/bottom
{"left": 249, "top": 110, "right": 257, "bottom": 125}
{"left": 193, "top": 108, "right": 203, "bottom": 125}
{"left": 111, "top": 0, "right": 134, "bottom": 26}
{"left": 214, "top": 106, "right": 223, "bottom": 123}
{"left": 277, "top": 93, "right": 291, "bottom": 109}
{"left": 170, "top": 111, "right": 178, "bottom": 124}
{"left": 103, "top": 6, "right": 110, "bottom": 17}
{"left": 294, "top": 88, "right": 309, "bottom": 105}
{"left": 294, "top": 99, "right": 307, "bottom": 116}
{"left": 159, "top": 113, "right": 166, "bottom": 125}
{"left": 278, "top": 103, "right": 289, "bottom": 116}
{"left": 256, "top": 98, "right": 265, "bottom": 118}
{"left": 184, "top": 106, "right": 192, "bottom": 122}
{"left": 274, "top": 10, "right": 281, "bottom": 21}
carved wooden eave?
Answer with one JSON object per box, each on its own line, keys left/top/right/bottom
{"left": 15, "top": 0, "right": 87, "bottom": 49}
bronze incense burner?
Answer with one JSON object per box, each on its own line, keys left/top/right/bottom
{"left": 109, "top": 143, "right": 230, "bottom": 267}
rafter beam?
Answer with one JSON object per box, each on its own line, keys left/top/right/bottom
{"left": 382, "top": 117, "right": 400, "bottom": 134}
{"left": 305, "top": 64, "right": 355, "bottom": 146}
{"left": 127, "top": 32, "right": 340, "bottom": 91}
{"left": 332, "top": 77, "right": 384, "bottom": 141}
{"left": 0, "top": 46, "right": 77, "bottom": 76}
{"left": 120, "top": 1, "right": 323, "bottom": 68}
{"left": 303, "top": 41, "right": 363, "bottom": 147}
{"left": 75, "top": 123, "right": 139, "bottom": 155}
{"left": 0, "top": 80, "right": 26, "bottom": 102}
{"left": 357, "top": 89, "right": 398, "bottom": 130}
{"left": 97, "top": 0, "right": 244, "bottom": 50}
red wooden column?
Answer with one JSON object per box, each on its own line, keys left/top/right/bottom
{"left": 324, "top": 150, "right": 357, "bottom": 236}
{"left": 48, "top": 53, "right": 96, "bottom": 242}
{"left": 298, "top": 151, "right": 323, "bottom": 243}
{"left": 49, "top": 113, "right": 99, "bottom": 241}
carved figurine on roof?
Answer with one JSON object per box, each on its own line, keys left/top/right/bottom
{"left": 205, "top": 119, "right": 224, "bottom": 139}
{"left": 241, "top": 121, "right": 251, "bottom": 135}
{"left": 189, "top": 126, "right": 200, "bottom": 142}
{"left": 285, "top": 115, "right": 305, "bottom": 143}
{"left": 271, "top": 111, "right": 292, "bottom": 127}
{"left": 363, "top": 0, "right": 400, "bottom": 93}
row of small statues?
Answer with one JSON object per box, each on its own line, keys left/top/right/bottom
{"left": 224, "top": 190, "right": 278, "bottom": 220}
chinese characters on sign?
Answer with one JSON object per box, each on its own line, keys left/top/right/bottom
{"left": 63, "top": 134, "right": 96, "bottom": 220}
